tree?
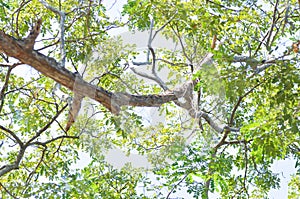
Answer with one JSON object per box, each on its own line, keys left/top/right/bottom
{"left": 0, "top": 0, "right": 299, "bottom": 198}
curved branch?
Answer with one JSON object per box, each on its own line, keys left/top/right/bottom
{"left": 0, "top": 125, "right": 23, "bottom": 146}
{"left": 0, "top": 22, "right": 235, "bottom": 135}
{"left": 0, "top": 145, "right": 26, "bottom": 177}
{"left": 0, "top": 31, "right": 176, "bottom": 114}
{"left": 28, "top": 135, "right": 79, "bottom": 147}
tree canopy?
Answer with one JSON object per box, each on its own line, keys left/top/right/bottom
{"left": 0, "top": 0, "right": 299, "bottom": 198}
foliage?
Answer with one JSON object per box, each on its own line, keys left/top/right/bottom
{"left": 0, "top": 0, "right": 299, "bottom": 198}
{"left": 288, "top": 175, "right": 300, "bottom": 199}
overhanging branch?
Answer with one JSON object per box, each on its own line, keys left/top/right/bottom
{"left": 0, "top": 30, "right": 177, "bottom": 114}
{"left": 0, "top": 20, "right": 238, "bottom": 135}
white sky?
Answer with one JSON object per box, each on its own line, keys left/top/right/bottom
{"left": 99, "top": 1, "right": 298, "bottom": 198}
{"left": 1, "top": 0, "right": 296, "bottom": 198}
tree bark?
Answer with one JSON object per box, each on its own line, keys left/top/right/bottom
{"left": 0, "top": 31, "right": 177, "bottom": 114}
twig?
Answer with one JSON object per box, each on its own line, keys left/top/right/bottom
{"left": 166, "top": 173, "right": 189, "bottom": 199}
{"left": 0, "top": 182, "right": 18, "bottom": 199}
{"left": 26, "top": 104, "right": 68, "bottom": 144}
{"left": 171, "top": 24, "right": 192, "bottom": 64}
{"left": 0, "top": 125, "right": 23, "bottom": 146}
{"left": 243, "top": 142, "right": 250, "bottom": 198}
{"left": 151, "top": 11, "right": 178, "bottom": 42}
{"left": 156, "top": 58, "right": 188, "bottom": 67}
{"left": 28, "top": 135, "right": 79, "bottom": 147}
{"left": 25, "top": 148, "right": 46, "bottom": 184}
{"left": 266, "top": 0, "right": 279, "bottom": 48}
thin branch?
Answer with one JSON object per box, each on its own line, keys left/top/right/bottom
{"left": 39, "top": 0, "right": 66, "bottom": 67}
{"left": 4, "top": 77, "right": 42, "bottom": 96}
{"left": 107, "top": 0, "right": 117, "bottom": 11}
{"left": 0, "top": 125, "right": 23, "bottom": 146}
{"left": 26, "top": 104, "right": 68, "bottom": 145}
{"left": 28, "top": 135, "right": 79, "bottom": 147}
{"left": 132, "top": 17, "right": 169, "bottom": 91}
{"left": 171, "top": 24, "right": 192, "bottom": 64}
{"left": 130, "top": 66, "right": 168, "bottom": 91}
{"left": 131, "top": 61, "right": 151, "bottom": 66}
{"left": 253, "top": 30, "right": 270, "bottom": 57}
{"left": 224, "top": 139, "right": 253, "bottom": 145}
{"left": 146, "top": 17, "right": 154, "bottom": 63}
{"left": 214, "top": 79, "right": 265, "bottom": 150}
{"left": 0, "top": 62, "right": 22, "bottom": 68}
{"left": 0, "top": 66, "right": 14, "bottom": 112}
{"left": 166, "top": 173, "right": 189, "bottom": 199}
{"left": 65, "top": 92, "right": 84, "bottom": 132}
{"left": 151, "top": 11, "right": 178, "bottom": 42}
{"left": 0, "top": 182, "right": 18, "bottom": 199}
{"left": 232, "top": 55, "right": 290, "bottom": 74}
{"left": 229, "top": 96, "right": 243, "bottom": 126}
{"left": 134, "top": 139, "right": 166, "bottom": 151}
{"left": 281, "top": 1, "right": 290, "bottom": 34}
{"left": 243, "top": 142, "right": 249, "bottom": 198}
{"left": 206, "top": 0, "right": 241, "bottom": 12}
{"left": 156, "top": 58, "right": 188, "bottom": 67}
{"left": 149, "top": 47, "right": 156, "bottom": 74}
{"left": 93, "top": 72, "right": 140, "bottom": 95}
{"left": 77, "top": 110, "right": 102, "bottom": 137}
{"left": 266, "top": 0, "right": 280, "bottom": 48}
{"left": 25, "top": 148, "right": 46, "bottom": 184}
{"left": 204, "top": 153, "right": 216, "bottom": 199}
{"left": 12, "top": 0, "right": 31, "bottom": 37}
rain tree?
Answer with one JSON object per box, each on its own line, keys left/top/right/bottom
{"left": 0, "top": 0, "right": 299, "bottom": 198}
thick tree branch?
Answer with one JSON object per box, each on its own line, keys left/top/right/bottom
{"left": 0, "top": 145, "right": 26, "bottom": 177}
{"left": 65, "top": 93, "right": 84, "bottom": 132}
{"left": 0, "top": 31, "right": 177, "bottom": 114}
{"left": 0, "top": 21, "right": 236, "bottom": 135}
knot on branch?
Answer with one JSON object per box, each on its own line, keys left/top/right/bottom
{"left": 23, "top": 18, "right": 42, "bottom": 50}
{"left": 173, "top": 81, "right": 193, "bottom": 104}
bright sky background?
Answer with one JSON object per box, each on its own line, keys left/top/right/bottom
{"left": 99, "top": 1, "right": 298, "bottom": 198}
{"left": 4, "top": 0, "right": 296, "bottom": 198}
